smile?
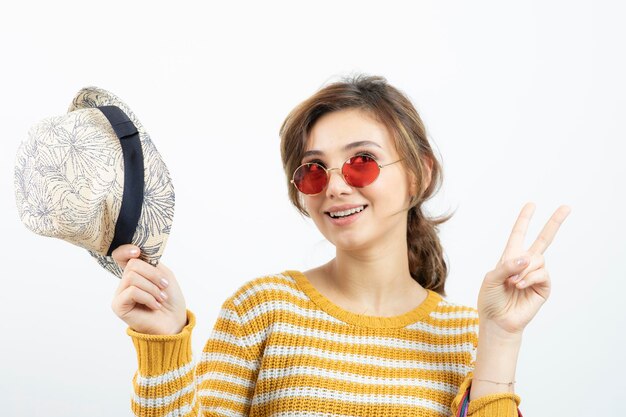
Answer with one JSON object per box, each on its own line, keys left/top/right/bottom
{"left": 326, "top": 205, "right": 367, "bottom": 218}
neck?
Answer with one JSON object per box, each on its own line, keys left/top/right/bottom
{"left": 322, "top": 238, "right": 425, "bottom": 316}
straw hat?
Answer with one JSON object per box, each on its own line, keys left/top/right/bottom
{"left": 14, "top": 87, "right": 175, "bottom": 278}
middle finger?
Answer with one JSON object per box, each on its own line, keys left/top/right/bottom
{"left": 527, "top": 205, "right": 572, "bottom": 255}
{"left": 125, "top": 270, "right": 168, "bottom": 303}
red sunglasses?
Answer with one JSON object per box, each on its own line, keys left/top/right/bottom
{"left": 291, "top": 153, "right": 403, "bottom": 195}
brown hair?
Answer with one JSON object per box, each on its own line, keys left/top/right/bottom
{"left": 279, "top": 74, "right": 454, "bottom": 296}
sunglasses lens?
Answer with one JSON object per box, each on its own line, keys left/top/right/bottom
{"left": 293, "top": 163, "right": 327, "bottom": 194}
{"left": 343, "top": 155, "right": 380, "bottom": 187}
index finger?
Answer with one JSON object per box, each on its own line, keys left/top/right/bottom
{"left": 500, "top": 202, "right": 536, "bottom": 262}
{"left": 114, "top": 257, "right": 165, "bottom": 297}
{"left": 528, "top": 205, "right": 572, "bottom": 254}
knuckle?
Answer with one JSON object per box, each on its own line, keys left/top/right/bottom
{"left": 127, "top": 258, "right": 138, "bottom": 268}
{"left": 122, "top": 268, "right": 137, "bottom": 281}
{"left": 127, "top": 286, "right": 138, "bottom": 297}
{"left": 126, "top": 270, "right": 140, "bottom": 286}
{"left": 128, "top": 286, "right": 143, "bottom": 300}
{"left": 120, "top": 270, "right": 131, "bottom": 285}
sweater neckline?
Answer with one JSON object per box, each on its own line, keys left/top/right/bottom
{"left": 284, "top": 270, "right": 441, "bottom": 329}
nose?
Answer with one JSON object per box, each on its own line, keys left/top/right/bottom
{"left": 325, "top": 167, "right": 353, "bottom": 198}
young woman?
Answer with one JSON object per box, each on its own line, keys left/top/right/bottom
{"left": 111, "top": 75, "right": 570, "bottom": 416}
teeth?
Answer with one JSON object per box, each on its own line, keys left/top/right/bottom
{"left": 329, "top": 205, "right": 365, "bottom": 218}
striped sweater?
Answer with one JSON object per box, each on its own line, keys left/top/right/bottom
{"left": 128, "top": 270, "right": 522, "bottom": 416}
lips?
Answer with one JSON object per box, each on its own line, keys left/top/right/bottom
{"left": 325, "top": 205, "right": 367, "bottom": 226}
{"left": 324, "top": 204, "right": 368, "bottom": 216}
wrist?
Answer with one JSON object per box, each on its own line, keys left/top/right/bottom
{"left": 471, "top": 323, "right": 522, "bottom": 401}
{"left": 479, "top": 320, "right": 523, "bottom": 344}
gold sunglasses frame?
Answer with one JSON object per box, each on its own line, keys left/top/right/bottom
{"left": 290, "top": 156, "right": 404, "bottom": 196}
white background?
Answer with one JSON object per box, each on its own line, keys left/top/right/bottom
{"left": 1, "top": 1, "right": 624, "bottom": 416}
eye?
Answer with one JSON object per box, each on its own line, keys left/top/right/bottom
{"left": 306, "top": 159, "right": 326, "bottom": 168}
{"left": 352, "top": 152, "right": 378, "bottom": 163}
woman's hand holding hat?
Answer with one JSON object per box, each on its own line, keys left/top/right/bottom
{"left": 111, "top": 244, "right": 187, "bottom": 335}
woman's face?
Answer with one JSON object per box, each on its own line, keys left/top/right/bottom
{"left": 301, "top": 108, "right": 417, "bottom": 252}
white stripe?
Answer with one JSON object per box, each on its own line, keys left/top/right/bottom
{"left": 199, "top": 352, "right": 259, "bottom": 370}
{"left": 207, "top": 329, "right": 246, "bottom": 349}
{"left": 237, "top": 299, "right": 346, "bottom": 326}
{"left": 263, "top": 344, "right": 472, "bottom": 374}
{"left": 250, "top": 386, "right": 450, "bottom": 415}
{"left": 200, "top": 406, "right": 246, "bottom": 417}
{"left": 197, "top": 371, "right": 255, "bottom": 389}
{"left": 405, "top": 322, "right": 479, "bottom": 335}
{"left": 237, "top": 300, "right": 478, "bottom": 332}
{"left": 198, "top": 388, "right": 251, "bottom": 405}
{"left": 257, "top": 321, "right": 476, "bottom": 353}
{"left": 133, "top": 381, "right": 195, "bottom": 408}
{"left": 218, "top": 307, "right": 239, "bottom": 322}
{"left": 257, "top": 365, "right": 458, "bottom": 394}
{"left": 232, "top": 275, "right": 302, "bottom": 306}
{"left": 229, "top": 301, "right": 478, "bottom": 346}
{"left": 429, "top": 309, "right": 479, "bottom": 320}
{"left": 436, "top": 298, "right": 468, "bottom": 307}
{"left": 162, "top": 400, "right": 196, "bottom": 417}
{"left": 136, "top": 362, "right": 195, "bottom": 387}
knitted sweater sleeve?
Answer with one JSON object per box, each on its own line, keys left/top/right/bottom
{"left": 126, "top": 298, "right": 259, "bottom": 417}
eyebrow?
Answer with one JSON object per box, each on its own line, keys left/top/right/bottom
{"left": 302, "top": 140, "right": 382, "bottom": 159}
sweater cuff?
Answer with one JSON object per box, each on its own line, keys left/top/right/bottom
{"left": 452, "top": 371, "right": 522, "bottom": 416}
{"left": 126, "top": 310, "right": 196, "bottom": 376}
{"left": 467, "top": 391, "right": 521, "bottom": 415}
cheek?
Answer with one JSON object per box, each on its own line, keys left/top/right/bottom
{"left": 366, "top": 178, "right": 411, "bottom": 211}
{"left": 368, "top": 177, "right": 403, "bottom": 200}
{"left": 302, "top": 196, "right": 322, "bottom": 215}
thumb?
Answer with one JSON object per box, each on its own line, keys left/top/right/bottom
{"left": 501, "top": 255, "right": 531, "bottom": 280}
{"left": 489, "top": 255, "right": 530, "bottom": 284}
{"left": 111, "top": 244, "right": 141, "bottom": 270}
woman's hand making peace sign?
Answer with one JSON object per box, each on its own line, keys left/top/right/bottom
{"left": 477, "top": 202, "right": 572, "bottom": 337}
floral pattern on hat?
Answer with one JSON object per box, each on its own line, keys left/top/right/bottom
{"left": 15, "top": 87, "right": 175, "bottom": 278}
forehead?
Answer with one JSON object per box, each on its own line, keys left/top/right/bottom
{"left": 304, "top": 108, "right": 393, "bottom": 154}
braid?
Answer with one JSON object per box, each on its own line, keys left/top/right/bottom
{"left": 407, "top": 206, "right": 453, "bottom": 296}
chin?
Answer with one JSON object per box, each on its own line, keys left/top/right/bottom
{"left": 326, "top": 232, "right": 372, "bottom": 252}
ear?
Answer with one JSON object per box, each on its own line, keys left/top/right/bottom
{"left": 423, "top": 155, "right": 434, "bottom": 192}
{"left": 409, "top": 156, "right": 434, "bottom": 196}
